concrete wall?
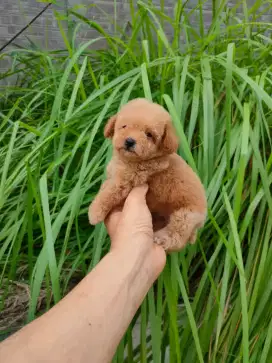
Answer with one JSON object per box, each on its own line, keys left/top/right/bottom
{"left": 1, "top": 0, "right": 127, "bottom": 73}
{"left": 0, "top": 0, "right": 271, "bottom": 73}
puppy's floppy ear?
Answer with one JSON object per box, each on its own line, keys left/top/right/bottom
{"left": 161, "top": 121, "right": 179, "bottom": 154}
{"left": 104, "top": 114, "right": 117, "bottom": 138}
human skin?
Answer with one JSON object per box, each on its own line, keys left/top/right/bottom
{"left": 0, "top": 185, "right": 166, "bottom": 363}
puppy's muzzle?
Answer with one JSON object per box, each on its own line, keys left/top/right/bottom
{"left": 124, "top": 137, "right": 136, "bottom": 151}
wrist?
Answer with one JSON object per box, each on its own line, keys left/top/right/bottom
{"left": 110, "top": 239, "right": 166, "bottom": 284}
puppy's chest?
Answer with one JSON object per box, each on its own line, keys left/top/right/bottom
{"left": 118, "top": 167, "right": 150, "bottom": 186}
{"left": 108, "top": 159, "right": 169, "bottom": 187}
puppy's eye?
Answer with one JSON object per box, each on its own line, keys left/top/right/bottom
{"left": 146, "top": 132, "right": 153, "bottom": 138}
{"left": 122, "top": 125, "right": 127, "bottom": 129}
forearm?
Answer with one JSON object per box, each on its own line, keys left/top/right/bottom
{"left": 0, "top": 242, "right": 154, "bottom": 363}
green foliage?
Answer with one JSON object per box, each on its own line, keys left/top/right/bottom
{"left": 1, "top": 0, "right": 272, "bottom": 361}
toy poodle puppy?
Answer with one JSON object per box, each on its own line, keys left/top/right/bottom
{"left": 88, "top": 98, "right": 207, "bottom": 252}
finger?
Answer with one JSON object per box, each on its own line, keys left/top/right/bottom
{"left": 104, "top": 207, "right": 123, "bottom": 239}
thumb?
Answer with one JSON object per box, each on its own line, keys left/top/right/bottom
{"left": 124, "top": 184, "right": 149, "bottom": 210}
{"left": 121, "top": 184, "right": 152, "bottom": 237}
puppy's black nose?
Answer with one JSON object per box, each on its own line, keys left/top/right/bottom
{"left": 124, "top": 137, "right": 136, "bottom": 150}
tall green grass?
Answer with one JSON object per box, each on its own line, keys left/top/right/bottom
{"left": 1, "top": 0, "right": 272, "bottom": 361}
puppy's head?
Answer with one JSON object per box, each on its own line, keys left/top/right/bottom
{"left": 104, "top": 98, "right": 178, "bottom": 161}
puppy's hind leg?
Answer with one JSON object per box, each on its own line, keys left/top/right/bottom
{"left": 154, "top": 208, "right": 206, "bottom": 252}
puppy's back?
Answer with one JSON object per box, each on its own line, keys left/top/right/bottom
{"left": 147, "top": 154, "right": 207, "bottom": 215}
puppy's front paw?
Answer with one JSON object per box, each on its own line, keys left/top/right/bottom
{"left": 88, "top": 201, "right": 106, "bottom": 225}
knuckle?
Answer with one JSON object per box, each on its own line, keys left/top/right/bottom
{"left": 133, "top": 222, "right": 153, "bottom": 239}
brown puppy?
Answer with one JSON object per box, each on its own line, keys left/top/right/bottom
{"left": 88, "top": 98, "right": 207, "bottom": 252}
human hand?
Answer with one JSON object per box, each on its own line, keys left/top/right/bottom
{"left": 105, "top": 185, "right": 166, "bottom": 281}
